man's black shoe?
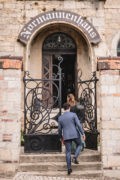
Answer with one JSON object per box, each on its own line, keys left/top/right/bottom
{"left": 81, "top": 143, "right": 85, "bottom": 152}
{"left": 81, "top": 146, "right": 84, "bottom": 152}
{"left": 68, "top": 168, "right": 72, "bottom": 175}
{"left": 72, "top": 157, "right": 79, "bottom": 164}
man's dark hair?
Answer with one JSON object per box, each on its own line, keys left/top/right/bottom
{"left": 63, "top": 103, "right": 70, "bottom": 110}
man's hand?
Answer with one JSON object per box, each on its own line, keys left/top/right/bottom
{"left": 82, "top": 134, "right": 86, "bottom": 141}
{"left": 61, "top": 136, "right": 64, "bottom": 144}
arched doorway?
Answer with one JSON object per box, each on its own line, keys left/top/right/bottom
{"left": 42, "top": 32, "right": 77, "bottom": 106}
{"left": 23, "top": 23, "right": 99, "bottom": 152}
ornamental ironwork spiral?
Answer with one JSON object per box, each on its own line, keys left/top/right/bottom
{"left": 77, "top": 71, "right": 98, "bottom": 132}
{"left": 23, "top": 56, "right": 63, "bottom": 135}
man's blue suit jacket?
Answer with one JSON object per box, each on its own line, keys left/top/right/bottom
{"left": 58, "top": 111, "right": 84, "bottom": 141}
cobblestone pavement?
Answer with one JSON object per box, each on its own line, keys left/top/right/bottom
{"left": 13, "top": 173, "right": 101, "bottom": 180}
{"left": 1, "top": 171, "right": 120, "bottom": 180}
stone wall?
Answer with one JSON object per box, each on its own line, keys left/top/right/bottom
{"left": 0, "top": 0, "right": 120, "bottom": 57}
{"left": 0, "top": 57, "right": 22, "bottom": 176}
{"left": 97, "top": 57, "right": 120, "bottom": 169}
{"left": 0, "top": 0, "right": 120, "bottom": 172}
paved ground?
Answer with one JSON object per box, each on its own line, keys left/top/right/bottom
{"left": 1, "top": 170, "right": 120, "bottom": 180}
{"left": 103, "top": 170, "right": 120, "bottom": 180}
{"left": 13, "top": 173, "right": 100, "bottom": 180}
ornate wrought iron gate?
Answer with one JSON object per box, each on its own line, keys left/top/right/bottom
{"left": 23, "top": 56, "right": 63, "bottom": 153}
{"left": 77, "top": 71, "right": 99, "bottom": 150}
{"left": 23, "top": 56, "right": 99, "bottom": 152}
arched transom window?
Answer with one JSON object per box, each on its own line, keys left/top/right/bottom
{"left": 43, "top": 32, "right": 76, "bottom": 53}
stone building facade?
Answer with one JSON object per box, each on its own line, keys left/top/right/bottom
{"left": 0, "top": 0, "right": 120, "bottom": 176}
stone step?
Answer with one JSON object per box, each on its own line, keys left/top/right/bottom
{"left": 20, "top": 149, "right": 101, "bottom": 163}
{"left": 18, "top": 148, "right": 102, "bottom": 179}
{"left": 19, "top": 161, "right": 102, "bottom": 172}
{"left": 20, "top": 153, "right": 100, "bottom": 163}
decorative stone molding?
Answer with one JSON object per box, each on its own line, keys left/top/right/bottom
{"left": 97, "top": 57, "right": 120, "bottom": 70}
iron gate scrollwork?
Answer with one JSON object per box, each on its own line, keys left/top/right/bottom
{"left": 77, "top": 71, "right": 99, "bottom": 150}
{"left": 23, "top": 56, "right": 63, "bottom": 153}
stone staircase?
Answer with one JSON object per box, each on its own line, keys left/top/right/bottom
{"left": 18, "top": 147, "right": 103, "bottom": 179}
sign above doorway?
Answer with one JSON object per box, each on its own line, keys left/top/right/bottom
{"left": 18, "top": 10, "right": 101, "bottom": 45}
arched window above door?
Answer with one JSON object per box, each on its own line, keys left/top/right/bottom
{"left": 43, "top": 32, "right": 76, "bottom": 53}
{"left": 117, "top": 40, "right": 120, "bottom": 56}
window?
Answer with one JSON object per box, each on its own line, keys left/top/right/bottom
{"left": 117, "top": 40, "right": 120, "bottom": 56}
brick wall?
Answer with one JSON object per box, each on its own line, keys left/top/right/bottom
{"left": 0, "top": 57, "right": 22, "bottom": 175}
